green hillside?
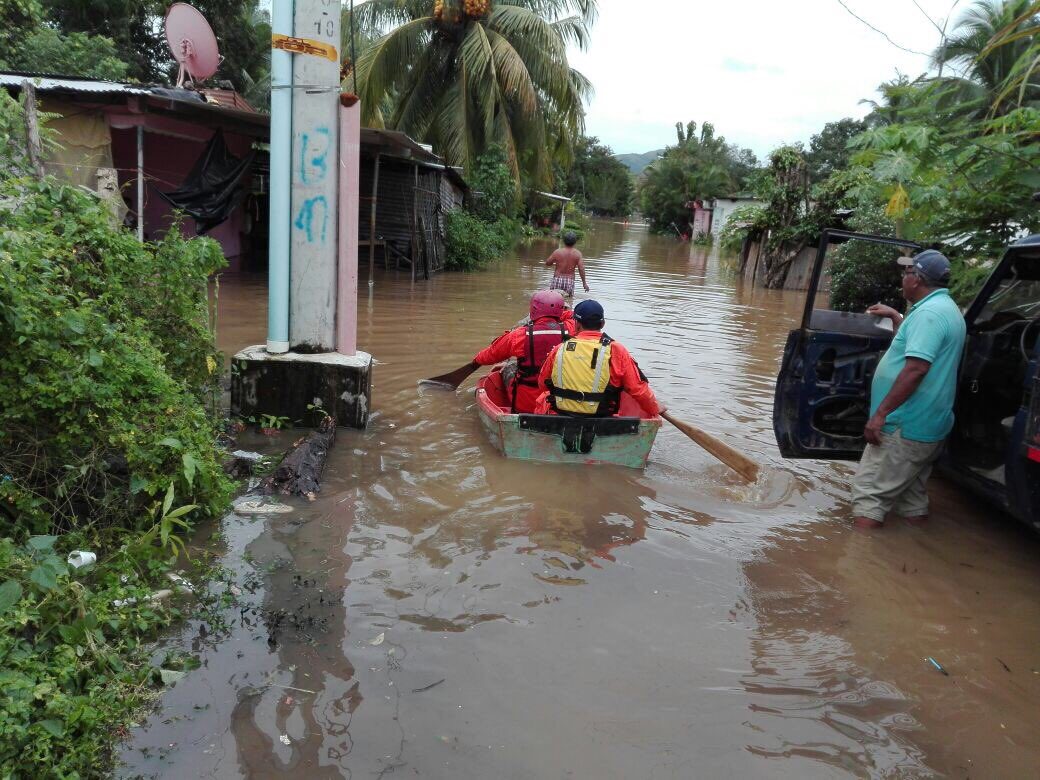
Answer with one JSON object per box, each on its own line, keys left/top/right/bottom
{"left": 614, "top": 149, "right": 665, "bottom": 175}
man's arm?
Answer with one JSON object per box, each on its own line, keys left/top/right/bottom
{"left": 545, "top": 250, "right": 559, "bottom": 268}
{"left": 864, "top": 357, "right": 931, "bottom": 444}
{"left": 577, "top": 256, "right": 589, "bottom": 292}
{"left": 866, "top": 303, "right": 905, "bottom": 332}
{"left": 473, "top": 329, "right": 519, "bottom": 366}
{"left": 611, "top": 345, "right": 660, "bottom": 416}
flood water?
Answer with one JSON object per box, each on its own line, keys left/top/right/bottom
{"left": 118, "top": 222, "right": 1040, "bottom": 779}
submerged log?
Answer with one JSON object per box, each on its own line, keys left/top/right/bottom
{"left": 258, "top": 416, "right": 336, "bottom": 498}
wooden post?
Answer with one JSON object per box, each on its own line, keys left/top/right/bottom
{"left": 20, "top": 81, "right": 44, "bottom": 178}
{"left": 136, "top": 125, "right": 145, "bottom": 242}
{"left": 411, "top": 164, "right": 419, "bottom": 283}
{"left": 367, "top": 153, "right": 381, "bottom": 286}
{"left": 559, "top": 201, "right": 566, "bottom": 236}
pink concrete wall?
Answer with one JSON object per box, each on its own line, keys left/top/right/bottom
{"left": 692, "top": 205, "right": 712, "bottom": 237}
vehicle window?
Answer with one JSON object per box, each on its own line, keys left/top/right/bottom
{"left": 805, "top": 237, "right": 911, "bottom": 336}
{"left": 817, "top": 239, "right": 907, "bottom": 316}
{"left": 973, "top": 269, "right": 1040, "bottom": 327}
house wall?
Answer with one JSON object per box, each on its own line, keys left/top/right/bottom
{"left": 109, "top": 123, "right": 254, "bottom": 271}
{"left": 691, "top": 206, "right": 712, "bottom": 237}
{"left": 711, "top": 197, "right": 765, "bottom": 238}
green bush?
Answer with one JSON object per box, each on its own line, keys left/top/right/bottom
{"left": 0, "top": 175, "right": 233, "bottom": 536}
{"left": 949, "top": 256, "right": 995, "bottom": 307}
{"left": 468, "top": 145, "right": 518, "bottom": 222}
{"left": 445, "top": 209, "right": 516, "bottom": 270}
{"left": 0, "top": 533, "right": 189, "bottom": 776}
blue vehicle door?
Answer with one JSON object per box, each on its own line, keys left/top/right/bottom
{"left": 773, "top": 230, "right": 921, "bottom": 460}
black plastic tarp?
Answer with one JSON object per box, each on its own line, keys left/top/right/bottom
{"left": 158, "top": 129, "right": 255, "bottom": 233}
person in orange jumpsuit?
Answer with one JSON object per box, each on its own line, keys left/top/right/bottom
{"left": 472, "top": 290, "right": 576, "bottom": 413}
{"left": 535, "top": 299, "right": 662, "bottom": 417}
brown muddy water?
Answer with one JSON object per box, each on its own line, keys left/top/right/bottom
{"left": 117, "top": 222, "right": 1040, "bottom": 779}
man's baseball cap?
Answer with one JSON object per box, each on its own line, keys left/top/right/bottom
{"left": 573, "top": 299, "right": 604, "bottom": 325}
{"left": 898, "top": 249, "right": 951, "bottom": 285}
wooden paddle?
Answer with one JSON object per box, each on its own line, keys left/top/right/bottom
{"left": 660, "top": 411, "right": 760, "bottom": 483}
{"left": 418, "top": 360, "right": 481, "bottom": 390}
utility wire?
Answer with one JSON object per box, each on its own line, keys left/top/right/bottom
{"left": 833, "top": 0, "right": 932, "bottom": 56}
{"left": 910, "top": 0, "right": 945, "bottom": 36}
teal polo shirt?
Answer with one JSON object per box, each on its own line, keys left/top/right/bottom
{"left": 869, "top": 288, "right": 966, "bottom": 442}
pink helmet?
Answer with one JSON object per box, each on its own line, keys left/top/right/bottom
{"left": 529, "top": 290, "right": 565, "bottom": 321}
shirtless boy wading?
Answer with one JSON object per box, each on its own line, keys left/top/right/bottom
{"left": 545, "top": 231, "right": 589, "bottom": 297}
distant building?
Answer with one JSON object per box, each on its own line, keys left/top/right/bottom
{"left": 710, "top": 196, "right": 765, "bottom": 239}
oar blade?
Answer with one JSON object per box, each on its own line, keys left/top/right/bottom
{"left": 662, "top": 412, "right": 760, "bottom": 483}
{"left": 419, "top": 361, "right": 481, "bottom": 391}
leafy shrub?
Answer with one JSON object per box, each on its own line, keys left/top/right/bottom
{"left": 0, "top": 175, "right": 233, "bottom": 535}
{"left": 0, "top": 533, "right": 185, "bottom": 775}
{"left": 445, "top": 209, "right": 515, "bottom": 270}
{"left": 467, "top": 145, "right": 518, "bottom": 222}
{"left": 949, "top": 256, "right": 995, "bottom": 307}
{"left": 718, "top": 203, "right": 767, "bottom": 250}
{"left": 445, "top": 147, "right": 520, "bottom": 270}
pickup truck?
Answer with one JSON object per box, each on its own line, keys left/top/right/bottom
{"left": 773, "top": 229, "right": 1040, "bottom": 531}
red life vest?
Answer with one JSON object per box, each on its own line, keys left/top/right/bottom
{"left": 512, "top": 319, "right": 569, "bottom": 411}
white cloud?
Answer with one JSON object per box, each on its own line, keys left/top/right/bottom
{"left": 568, "top": 0, "right": 964, "bottom": 157}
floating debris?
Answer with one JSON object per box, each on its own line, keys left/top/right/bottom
{"left": 927, "top": 657, "right": 950, "bottom": 676}
{"left": 369, "top": 632, "right": 385, "bottom": 646}
{"left": 412, "top": 678, "right": 445, "bottom": 693}
{"left": 233, "top": 498, "right": 293, "bottom": 514}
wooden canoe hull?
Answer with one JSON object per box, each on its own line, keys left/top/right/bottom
{"left": 475, "top": 369, "right": 661, "bottom": 469}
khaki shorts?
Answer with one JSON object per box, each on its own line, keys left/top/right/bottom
{"left": 851, "top": 429, "right": 945, "bottom": 523}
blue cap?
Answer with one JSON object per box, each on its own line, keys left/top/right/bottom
{"left": 573, "top": 299, "right": 604, "bottom": 325}
{"left": 898, "top": 249, "right": 950, "bottom": 285}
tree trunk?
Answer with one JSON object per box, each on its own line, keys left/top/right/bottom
{"left": 259, "top": 416, "right": 337, "bottom": 498}
{"left": 21, "top": 81, "right": 44, "bottom": 177}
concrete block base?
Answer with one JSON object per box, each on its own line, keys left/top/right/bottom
{"left": 231, "top": 346, "right": 373, "bottom": 429}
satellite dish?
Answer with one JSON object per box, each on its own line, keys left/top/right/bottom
{"left": 165, "top": 3, "right": 221, "bottom": 88}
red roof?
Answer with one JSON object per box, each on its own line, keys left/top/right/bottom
{"left": 198, "top": 88, "right": 256, "bottom": 113}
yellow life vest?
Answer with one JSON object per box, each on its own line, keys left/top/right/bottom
{"left": 546, "top": 334, "right": 620, "bottom": 417}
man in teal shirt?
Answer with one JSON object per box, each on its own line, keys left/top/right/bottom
{"left": 852, "top": 250, "right": 966, "bottom": 529}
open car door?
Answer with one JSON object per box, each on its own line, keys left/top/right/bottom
{"left": 773, "top": 230, "right": 921, "bottom": 460}
{"left": 946, "top": 235, "right": 1040, "bottom": 527}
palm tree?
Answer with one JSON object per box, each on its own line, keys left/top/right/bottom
{"left": 346, "top": 0, "right": 595, "bottom": 186}
{"left": 932, "top": 0, "right": 1040, "bottom": 115}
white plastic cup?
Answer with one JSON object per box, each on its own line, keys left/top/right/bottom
{"left": 67, "top": 551, "right": 97, "bottom": 569}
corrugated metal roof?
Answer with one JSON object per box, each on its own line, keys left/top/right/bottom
{"left": 0, "top": 73, "right": 151, "bottom": 95}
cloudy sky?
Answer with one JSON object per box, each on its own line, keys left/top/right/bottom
{"left": 566, "top": 0, "right": 968, "bottom": 157}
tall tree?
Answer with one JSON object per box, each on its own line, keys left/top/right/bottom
{"left": 565, "top": 136, "right": 634, "bottom": 216}
{"left": 806, "top": 118, "right": 867, "bottom": 182}
{"left": 932, "top": 0, "right": 1040, "bottom": 115}
{"left": 349, "top": 0, "right": 595, "bottom": 186}
{"left": 638, "top": 120, "right": 754, "bottom": 232}
{"left": 43, "top": 0, "right": 169, "bottom": 83}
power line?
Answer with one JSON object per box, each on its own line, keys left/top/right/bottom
{"left": 833, "top": 0, "right": 932, "bottom": 57}
{"left": 909, "top": 0, "right": 945, "bottom": 36}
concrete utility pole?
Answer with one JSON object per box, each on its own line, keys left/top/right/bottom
{"left": 232, "top": 0, "right": 373, "bottom": 429}
{"left": 289, "top": 0, "right": 340, "bottom": 351}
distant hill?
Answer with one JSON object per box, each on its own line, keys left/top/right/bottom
{"left": 614, "top": 149, "right": 665, "bottom": 175}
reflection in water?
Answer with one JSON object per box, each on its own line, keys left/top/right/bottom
{"left": 117, "top": 223, "right": 1040, "bottom": 779}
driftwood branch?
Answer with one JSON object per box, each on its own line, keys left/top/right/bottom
{"left": 259, "top": 416, "right": 337, "bottom": 498}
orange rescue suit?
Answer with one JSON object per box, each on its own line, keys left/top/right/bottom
{"left": 473, "top": 311, "right": 576, "bottom": 413}
{"left": 535, "top": 330, "right": 660, "bottom": 417}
